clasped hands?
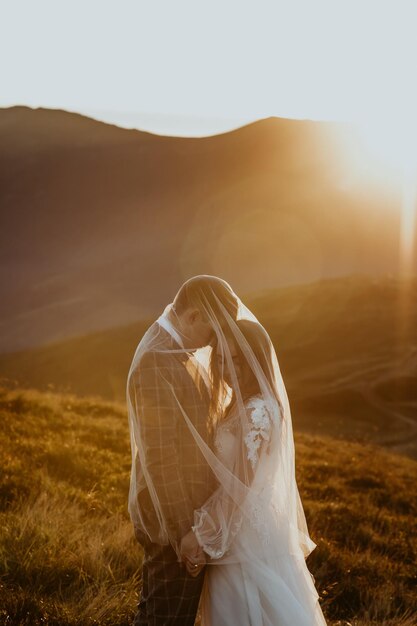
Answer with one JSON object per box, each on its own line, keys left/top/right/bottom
{"left": 180, "top": 529, "right": 206, "bottom": 577}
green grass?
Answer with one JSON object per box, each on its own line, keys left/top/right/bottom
{"left": 0, "top": 384, "right": 416, "bottom": 625}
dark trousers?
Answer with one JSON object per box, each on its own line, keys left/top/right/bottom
{"left": 134, "top": 529, "right": 205, "bottom": 626}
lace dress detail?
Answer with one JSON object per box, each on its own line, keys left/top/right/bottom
{"left": 244, "top": 396, "right": 273, "bottom": 470}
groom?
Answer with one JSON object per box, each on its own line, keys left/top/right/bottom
{"left": 127, "top": 275, "right": 238, "bottom": 626}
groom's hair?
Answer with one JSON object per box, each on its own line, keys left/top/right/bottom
{"left": 173, "top": 275, "right": 239, "bottom": 322}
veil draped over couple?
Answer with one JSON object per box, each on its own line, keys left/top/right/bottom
{"left": 127, "top": 275, "right": 327, "bottom": 625}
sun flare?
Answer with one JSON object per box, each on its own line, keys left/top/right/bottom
{"left": 358, "top": 119, "right": 417, "bottom": 175}
{"left": 360, "top": 119, "right": 417, "bottom": 275}
{"left": 335, "top": 116, "right": 417, "bottom": 277}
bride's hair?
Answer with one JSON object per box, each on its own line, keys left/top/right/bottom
{"left": 209, "top": 319, "right": 280, "bottom": 425}
{"left": 173, "top": 275, "right": 239, "bottom": 322}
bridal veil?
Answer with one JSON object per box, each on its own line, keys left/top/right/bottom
{"left": 126, "top": 276, "right": 317, "bottom": 567}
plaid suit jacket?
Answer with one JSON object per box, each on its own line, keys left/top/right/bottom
{"left": 129, "top": 323, "right": 216, "bottom": 545}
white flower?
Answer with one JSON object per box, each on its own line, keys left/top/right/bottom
{"left": 244, "top": 398, "right": 272, "bottom": 470}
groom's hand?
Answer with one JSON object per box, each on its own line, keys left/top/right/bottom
{"left": 180, "top": 530, "right": 206, "bottom": 577}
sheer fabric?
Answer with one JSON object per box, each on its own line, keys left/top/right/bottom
{"left": 126, "top": 277, "right": 327, "bottom": 624}
{"left": 127, "top": 314, "right": 215, "bottom": 550}
{"left": 195, "top": 394, "right": 327, "bottom": 625}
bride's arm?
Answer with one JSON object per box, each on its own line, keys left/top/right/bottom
{"left": 191, "top": 398, "right": 275, "bottom": 559}
{"left": 192, "top": 483, "right": 242, "bottom": 559}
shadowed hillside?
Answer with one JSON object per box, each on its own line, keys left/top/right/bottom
{"left": 0, "top": 385, "right": 416, "bottom": 625}
{"left": 1, "top": 274, "right": 416, "bottom": 458}
{"left": 1, "top": 106, "right": 414, "bottom": 353}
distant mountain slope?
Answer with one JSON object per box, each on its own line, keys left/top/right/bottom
{"left": 1, "top": 106, "right": 413, "bottom": 353}
{"left": 1, "top": 274, "right": 416, "bottom": 458}
{"left": 0, "top": 384, "right": 416, "bottom": 624}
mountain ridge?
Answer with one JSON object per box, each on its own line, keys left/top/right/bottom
{"left": 1, "top": 106, "right": 414, "bottom": 352}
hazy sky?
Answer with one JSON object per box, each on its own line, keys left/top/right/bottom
{"left": 1, "top": 1, "right": 417, "bottom": 136}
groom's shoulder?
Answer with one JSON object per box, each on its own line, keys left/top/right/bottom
{"left": 129, "top": 351, "right": 175, "bottom": 394}
{"left": 136, "top": 321, "right": 170, "bottom": 352}
{"left": 131, "top": 320, "right": 184, "bottom": 371}
{"left": 137, "top": 349, "right": 171, "bottom": 370}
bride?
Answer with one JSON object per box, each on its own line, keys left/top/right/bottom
{"left": 180, "top": 303, "right": 328, "bottom": 625}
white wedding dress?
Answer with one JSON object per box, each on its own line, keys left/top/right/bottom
{"left": 194, "top": 395, "right": 328, "bottom": 626}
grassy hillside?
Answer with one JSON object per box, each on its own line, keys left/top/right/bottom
{"left": 1, "top": 274, "right": 416, "bottom": 458}
{"left": 0, "top": 384, "right": 416, "bottom": 625}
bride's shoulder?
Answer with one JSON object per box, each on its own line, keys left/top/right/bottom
{"left": 244, "top": 393, "right": 273, "bottom": 411}
{"left": 244, "top": 394, "right": 279, "bottom": 425}
{"left": 244, "top": 393, "right": 264, "bottom": 409}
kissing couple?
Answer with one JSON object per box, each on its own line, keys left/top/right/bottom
{"left": 127, "top": 275, "right": 327, "bottom": 625}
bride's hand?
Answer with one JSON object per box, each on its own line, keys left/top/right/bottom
{"left": 180, "top": 530, "right": 206, "bottom": 577}
{"left": 184, "top": 556, "right": 205, "bottom": 577}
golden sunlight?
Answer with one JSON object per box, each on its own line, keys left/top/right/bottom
{"left": 358, "top": 120, "right": 417, "bottom": 175}
{"left": 363, "top": 121, "right": 417, "bottom": 276}
{"left": 335, "top": 117, "right": 417, "bottom": 277}
{"left": 399, "top": 169, "right": 417, "bottom": 276}
{"left": 353, "top": 118, "right": 417, "bottom": 347}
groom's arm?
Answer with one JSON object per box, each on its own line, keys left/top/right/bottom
{"left": 132, "top": 351, "right": 195, "bottom": 543}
